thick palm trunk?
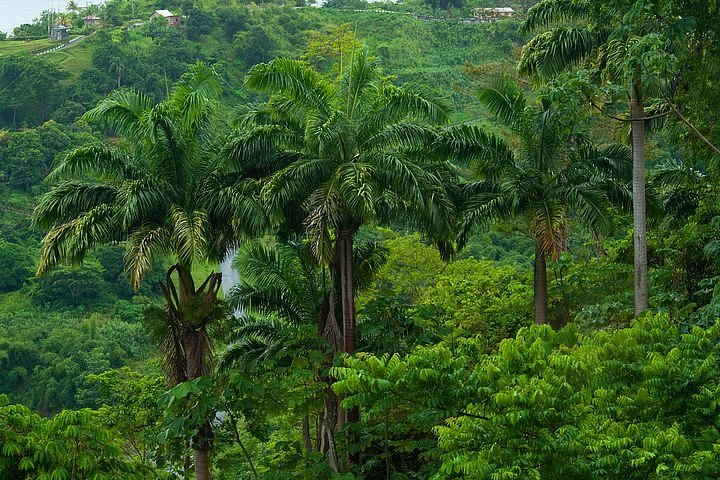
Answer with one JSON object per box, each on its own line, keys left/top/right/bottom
{"left": 630, "top": 77, "right": 648, "bottom": 316}
{"left": 534, "top": 243, "right": 548, "bottom": 325}
{"left": 184, "top": 328, "right": 214, "bottom": 480}
{"left": 161, "top": 265, "right": 222, "bottom": 480}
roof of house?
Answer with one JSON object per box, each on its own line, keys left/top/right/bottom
{"left": 152, "top": 9, "right": 177, "bottom": 18}
{"left": 84, "top": 15, "right": 100, "bottom": 20}
{"left": 472, "top": 6, "right": 515, "bottom": 12}
{"left": 53, "top": 25, "right": 70, "bottom": 30}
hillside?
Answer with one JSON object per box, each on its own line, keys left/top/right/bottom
{"left": 0, "top": 0, "right": 526, "bottom": 413}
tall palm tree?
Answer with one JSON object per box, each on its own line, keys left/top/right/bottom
{"left": 517, "top": 0, "right": 686, "bottom": 315}
{"left": 456, "top": 81, "right": 631, "bottom": 325}
{"left": 33, "top": 63, "right": 264, "bottom": 480}
{"left": 234, "top": 50, "right": 458, "bottom": 358}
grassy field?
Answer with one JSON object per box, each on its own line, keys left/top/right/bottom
{"left": 0, "top": 37, "right": 71, "bottom": 56}
{"left": 45, "top": 40, "right": 95, "bottom": 76}
{"left": 0, "top": 35, "right": 95, "bottom": 79}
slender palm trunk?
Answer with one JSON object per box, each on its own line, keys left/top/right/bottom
{"left": 534, "top": 243, "right": 548, "bottom": 325}
{"left": 337, "top": 230, "right": 360, "bottom": 465}
{"left": 630, "top": 77, "right": 648, "bottom": 316}
{"left": 193, "top": 448, "right": 211, "bottom": 480}
{"left": 338, "top": 231, "right": 356, "bottom": 354}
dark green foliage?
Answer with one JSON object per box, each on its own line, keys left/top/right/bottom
{"left": 0, "top": 55, "right": 69, "bottom": 127}
{"left": 0, "top": 241, "right": 34, "bottom": 292}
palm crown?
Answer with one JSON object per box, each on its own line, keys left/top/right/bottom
{"left": 230, "top": 50, "right": 459, "bottom": 355}
{"left": 34, "top": 63, "right": 263, "bottom": 289}
{"left": 458, "top": 80, "right": 631, "bottom": 324}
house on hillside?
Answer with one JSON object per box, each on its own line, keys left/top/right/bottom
{"left": 149, "top": 9, "right": 181, "bottom": 27}
{"left": 470, "top": 7, "right": 515, "bottom": 21}
{"left": 50, "top": 25, "right": 70, "bottom": 41}
{"left": 84, "top": 15, "right": 101, "bottom": 29}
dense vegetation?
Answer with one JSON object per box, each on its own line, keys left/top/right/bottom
{"left": 2, "top": 0, "right": 720, "bottom": 478}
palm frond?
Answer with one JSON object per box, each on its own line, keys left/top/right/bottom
{"left": 262, "top": 157, "right": 336, "bottom": 224}
{"left": 434, "top": 124, "right": 514, "bottom": 178}
{"left": 245, "top": 58, "right": 335, "bottom": 115}
{"left": 518, "top": 27, "right": 608, "bottom": 79}
{"left": 559, "top": 183, "right": 612, "bottom": 233}
{"left": 335, "top": 161, "right": 377, "bottom": 223}
{"left": 204, "top": 176, "right": 267, "bottom": 241}
{"left": 169, "top": 205, "right": 210, "bottom": 268}
{"left": 477, "top": 80, "right": 528, "bottom": 127}
{"left": 32, "top": 182, "right": 119, "bottom": 230}
{"left": 83, "top": 89, "right": 152, "bottom": 138}
{"left": 304, "top": 182, "right": 343, "bottom": 265}
{"left": 37, "top": 204, "right": 119, "bottom": 276}
{"left": 125, "top": 224, "right": 172, "bottom": 289}
{"left": 223, "top": 125, "right": 301, "bottom": 175}
{"left": 520, "top": 0, "right": 590, "bottom": 34}
{"left": 305, "top": 110, "right": 352, "bottom": 158}
{"left": 361, "top": 123, "right": 439, "bottom": 152}
{"left": 171, "top": 61, "right": 223, "bottom": 133}
{"left": 372, "top": 84, "right": 450, "bottom": 126}
{"left": 115, "top": 177, "right": 172, "bottom": 230}
{"left": 353, "top": 241, "right": 388, "bottom": 291}
{"left": 531, "top": 200, "right": 568, "bottom": 260}
{"left": 219, "top": 314, "right": 290, "bottom": 371}
{"left": 45, "top": 145, "right": 134, "bottom": 183}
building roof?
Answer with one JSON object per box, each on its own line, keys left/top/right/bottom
{"left": 152, "top": 9, "right": 177, "bottom": 18}
{"left": 53, "top": 25, "right": 70, "bottom": 30}
{"left": 472, "top": 6, "right": 515, "bottom": 12}
{"left": 84, "top": 15, "right": 100, "bottom": 20}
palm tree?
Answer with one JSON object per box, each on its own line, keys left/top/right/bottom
{"left": 33, "top": 63, "right": 264, "bottom": 480}
{"left": 456, "top": 81, "right": 631, "bottom": 325}
{"left": 220, "top": 238, "right": 386, "bottom": 471}
{"left": 234, "top": 50, "right": 458, "bottom": 358}
{"left": 517, "top": 0, "right": 684, "bottom": 315}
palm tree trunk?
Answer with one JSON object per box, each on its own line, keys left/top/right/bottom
{"left": 534, "top": 243, "right": 548, "bottom": 325}
{"left": 337, "top": 230, "right": 360, "bottom": 464}
{"left": 630, "top": 76, "right": 648, "bottom": 316}
{"left": 338, "top": 231, "right": 356, "bottom": 354}
{"left": 193, "top": 446, "right": 211, "bottom": 480}
{"left": 175, "top": 265, "right": 220, "bottom": 480}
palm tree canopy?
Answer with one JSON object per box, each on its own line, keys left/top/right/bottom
{"left": 458, "top": 80, "right": 631, "bottom": 259}
{"left": 230, "top": 50, "right": 459, "bottom": 264}
{"left": 518, "top": 0, "right": 689, "bottom": 86}
{"left": 34, "top": 62, "right": 266, "bottom": 289}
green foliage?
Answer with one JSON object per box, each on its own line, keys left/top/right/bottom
{"left": 335, "top": 315, "right": 720, "bottom": 479}
{"left": 88, "top": 368, "right": 167, "bottom": 467}
{"left": 30, "top": 260, "right": 111, "bottom": 309}
{"left": 0, "top": 241, "right": 34, "bottom": 292}
{"left": 433, "top": 315, "right": 720, "bottom": 479}
{"left": 0, "top": 395, "right": 155, "bottom": 479}
{"left": 0, "top": 55, "right": 69, "bottom": 128}
{"left": 359, "top": 232, "right": 533, "bottom": 355}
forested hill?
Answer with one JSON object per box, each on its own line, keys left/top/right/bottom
{"left": 0, "top": 0, "right": 526, "bottom": 411}
{"left": 4, "top": 0, "right": 720, "bottom": 478}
